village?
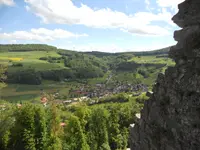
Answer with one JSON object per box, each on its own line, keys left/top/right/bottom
{"left": 54, "top": 83, "right": 149, "bottom": 105}
{"left": 0, "top": 82, "right": 149, "bottom": 110}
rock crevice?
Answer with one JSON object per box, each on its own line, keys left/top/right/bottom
{"left": 130, "top": 0, "right": 200, "bottom": 149}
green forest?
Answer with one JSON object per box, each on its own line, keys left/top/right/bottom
{"left": 0, "top": 44, "right": 174, "bottom": 150}
{"left": 0, "top": 93, "right": 147, "bottom": 150}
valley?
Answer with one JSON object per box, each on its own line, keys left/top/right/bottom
{"left": 0, "top": 0, "right": 192, "bottom": 149}
{"left": 0, "top": 44, "right": 175, "bottom": 150}
{"left": 0, "top": 44, "right": 174, "bottom": 103}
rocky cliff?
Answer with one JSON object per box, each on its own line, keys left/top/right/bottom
{"left": 130, "top": 0, "right": 200, "bottom": 149}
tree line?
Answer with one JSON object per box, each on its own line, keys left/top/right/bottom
{"left": 0, "top": 44, "right": 57, "bottom": 52}
{"left": 0, "top": 94, "right": 144, "bottom": 150}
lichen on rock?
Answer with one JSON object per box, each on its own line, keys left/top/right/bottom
{"left": 130, "top": 0, "right": 200, "bottom": 149}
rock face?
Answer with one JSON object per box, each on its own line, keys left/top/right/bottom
{"left": 130, "top": 0, "right": 200, "bottom": 149}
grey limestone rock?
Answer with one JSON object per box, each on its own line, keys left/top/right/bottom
{"left": 130, "top": 0, "right": 200, "bottom": 149}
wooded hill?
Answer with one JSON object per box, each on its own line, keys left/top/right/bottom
{"left": 82, "top": 46, "right": 171, "bottom": 57}
{"left": 0, "top": 44, "right": 174, "bottom": 150}
{"left": 0, "top": 44, "right": 174, "bottom": 85}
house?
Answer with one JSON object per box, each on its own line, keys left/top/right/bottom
{"left": 41, "top": 96, "right": 48, "bottom": 103}
{"left": 71, "top": 90, "right": 88, "bottom": 96}
{"left": 79, "top": 96, "right": 88, "bottom": 101}
{"left": 60, "top": 122, "right": 66, "bottom": 127}
{"left": 41, "top": 96, "right": 48, "bottom": 107}
{"left": 135, "top": 113, "right": 141, "bottom": 119}
{"left": 63, "top": 100, "right": 72, "bottom": 103}
{"left": 96, "top": 84, "right": 102, "bottom": 87}
{"left": 17, "top": 104, "right": 22, "bottom": 108}
{"left": 73, "top": 98, "right": 79, "bottom": 101}
{"left": 130, "top": 123, "right": 135, "bottom": 128}
{"left": 0, "top": 104, "right": 6, "bottom": 110}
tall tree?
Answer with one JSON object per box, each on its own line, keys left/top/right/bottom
{"left": 0, "top": 102, "right": 15, "bottom": 150}
{"left": 87, "top": 107, "right": 110, "bottom": 150}
{"left": 63, "top": 115, "right": 89, "bottom": 150}
{"left": 34, "top": 105, "right": 48, "bottom": 150}
{"left": 12, "top": 103, "right": 37, "bottom": 150}
{"left": 46, "top": 99, "right": 63, "bottom": 150}
{"left": 0, "top": 64, "right": 7, "bottom": 100}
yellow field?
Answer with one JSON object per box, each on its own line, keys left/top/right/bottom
{"left": 0, "top": 57, "right": 24, "bottom": 61}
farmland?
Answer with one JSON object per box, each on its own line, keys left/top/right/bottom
{"left": 0, "top": 44, "right": 174, "bottom": 102}
{"left": 0, "top": 44, "right": 175, "bottom": 150}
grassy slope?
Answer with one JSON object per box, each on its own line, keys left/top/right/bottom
{"left": 129, "top": 56, "right": 174, "bottom": 65}
{"left": 0, "top": 51, "right": 65, "bottom": 72}
{"left": 0, "top": 44, "right": 174, "bottom": 102}
{"left": 128, "top": 56, "right": 175, "bottom": 87}
{"left": 0, "top": 50, "right": 66, "bottom": 101}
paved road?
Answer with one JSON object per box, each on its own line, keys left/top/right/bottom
{"left": 106, "top": 73, "right": 112, "bottom": 84}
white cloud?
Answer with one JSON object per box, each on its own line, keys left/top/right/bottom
{"left": 0, "top": 28, "right": 88, "bottom": 42}
{"left": 56, "top": 43, "right": 122, "bottom": 53}
{"left": 24, "top": 0, "right": 177, "bottom": 36}
{"left": 65, "top": 44, "right": 125, "bottom": 53}
{"left": 0, "top": 0, "right": 15, "bottom": 6}
{"left": 130, "top": 42, "right": 176, "bottom": 52}
{"left": 121, "top": 25, "right": 171, "bottom": 36}
{"left": 9, "top": 40, "right": 17, "bottom": 44}
{"left": 30, "top": 28, "right": 88, "bottom": 39}
{"left": 57, "top": 41, "right": 176, "bottom": 53}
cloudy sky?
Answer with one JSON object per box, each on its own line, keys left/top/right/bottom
{"left": 0, "top": 0, "right": 184, "bottom": 52}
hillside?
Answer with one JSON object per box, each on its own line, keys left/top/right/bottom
{"left": 0, "top": 44, "right": 174, "bottom": 102}
{"left": 0, "top": 44, "right": 174, "bottom": 150}
{"left": 83, "top": 46, "right": 171, "bottom": 57}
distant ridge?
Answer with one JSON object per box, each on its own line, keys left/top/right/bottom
{"left": 0, "top": 44, "right": 57, "bottom": 52}
{"left": 83, "top": 46, "right": 172, "bottom": 57}
{"left": 0, "top": 44, "right": 172, "bottom": 56}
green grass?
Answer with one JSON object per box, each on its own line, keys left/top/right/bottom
{"left": 0, "top": 80, "right": 85, "bottom": 101}
{"left": 129, "top": 56, "right": 175, "bottom": 65}
{"left": 0, "top": 48, "right": 175, "bottom": 102}
{"left": 111, "top": 72, "right": 141, "bottom": 84}
{"left": 1, "top": 82, "right": 54, "bottom": 101}
{"left": 1, "top": 94, "right": 39, "bottom": 103}
{"left": 1, "top": 50, "right": 67, "bottom": 72}
{"left": 1, "top": 50, "right": 64, "bottom": 71}
{"left": 0, "top": 51, "right": 60, "bottom": 59}
{"left": 8, "top": 62, "right": 64, "bottom": 72}
{"left": 87, "top": 71, "right": 110, "bottom": 85}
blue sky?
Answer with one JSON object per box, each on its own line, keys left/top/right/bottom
{"left": 0, "top": 0, "right": 184, "bottom": 52}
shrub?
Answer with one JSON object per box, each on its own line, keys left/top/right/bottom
{"left": 12, "top": 63, "right": 23, "bottom": 67}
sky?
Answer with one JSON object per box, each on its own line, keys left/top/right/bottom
{"left": 0, "top": 0, "right": 184, "bottom": 52}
